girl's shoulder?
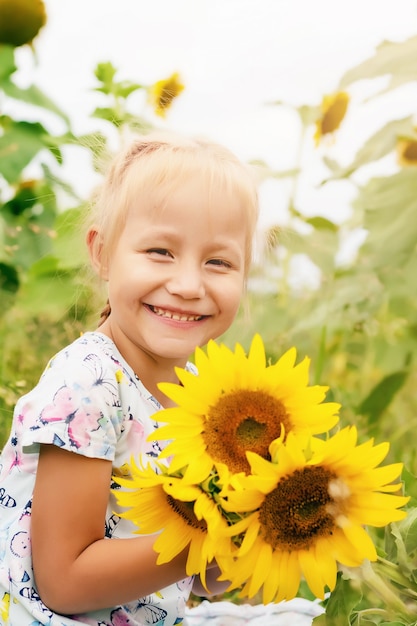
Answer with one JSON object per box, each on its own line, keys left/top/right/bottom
{"left": 14, "top": 332, "right": 143, "bottom": 460}
{"left": 48, "top": 330, "right": 120, "bottom": 363}
{"left": 43, "top": 331, "right": 136, "bottom": 383}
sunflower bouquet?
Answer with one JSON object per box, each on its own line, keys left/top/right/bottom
{"left": 113, "top": 334, "right": 410, "bottom": 609}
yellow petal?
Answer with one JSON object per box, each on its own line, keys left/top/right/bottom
{"left": 298, "top": 549, "right": 326, "bottom": 599}
{"left": 262, "top": 550, "right": 282, "bottom": 603}
{"left": 247, "top": 540, "right": 272, "bottom": 597}
{"left": 314, "top": 539, "right": 338, "bottom": 592}
{"left": 342, "top": 524, "right": 377, "bottom": 562}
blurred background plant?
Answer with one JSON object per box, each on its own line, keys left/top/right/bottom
{"left": 222, "top": 34, "right": 417, "bottom": 624}
{"left": 0, "top": 1, "right": 416, "bottom": 623}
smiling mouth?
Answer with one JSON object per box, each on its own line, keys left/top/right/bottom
{"left": 148, "top": 305, "right": 206, "bottom": 322}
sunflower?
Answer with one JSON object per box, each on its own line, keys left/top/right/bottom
{"left": 0, "top": 0, "right": 47, "bottom": 47}
{"left": 113, "top": 459, "right": 231, "bottom": 588}
{"left": 148, "top": 72, "right": 185, "bottom": 117}
{"left": 397, "top": 137, "right": 417, "bottom": 167}
{"left": 150, "top": 334, "right": 340, "bottom": 483}
{"left": 314, "top": 91, "right": 349, "bottom": 145}
{"left": 218, "top": 427, "right": 409, "bottom": 603}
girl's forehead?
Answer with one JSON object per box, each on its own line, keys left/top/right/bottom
{"left": 121, "top": 157, "right": 257, "bottom": 254}
{"left": 128, "top": 175, "right": 247, "bottom": 219}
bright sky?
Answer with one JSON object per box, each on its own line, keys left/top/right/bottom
{"left": 13, "top": 0, "right": 417, "bottom": 247}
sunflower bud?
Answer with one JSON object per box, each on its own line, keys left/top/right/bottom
{"left": 314, "top": 91, "right": 349, "bottom": 145}
{"left": 148, "top": 72, "right": 185, "bottom": 118}
{"left": 397, "top": 137, "right": 417, "bottom": 167}
{"left": 0, "top": 0, "right": 46, "bottom": 47}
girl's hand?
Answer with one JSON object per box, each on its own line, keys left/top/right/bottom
{"left": 192, "top": 563, "right": 231, "bottom": 597}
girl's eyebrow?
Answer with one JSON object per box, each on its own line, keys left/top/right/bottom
{"left": 136, "top": 228, "right": 244, "bottom": 259}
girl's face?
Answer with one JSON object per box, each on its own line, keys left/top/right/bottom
{"left": 95, "top": 176, "right": 248, "bottom": 370}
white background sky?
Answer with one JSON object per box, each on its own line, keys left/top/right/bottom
{"left": 12, "top": 0, "right": 417, "bottom": 250}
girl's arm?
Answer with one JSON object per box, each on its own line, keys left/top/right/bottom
{"left": 31, "top": 444, "right": 189, "bottom": 615}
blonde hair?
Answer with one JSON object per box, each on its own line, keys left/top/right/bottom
{"left": 88, "top": 131, "right": 259, "bottom": 323}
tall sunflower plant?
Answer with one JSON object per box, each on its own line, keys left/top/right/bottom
{"left": 113, "top": 334, "right": 416, "bottom": 624}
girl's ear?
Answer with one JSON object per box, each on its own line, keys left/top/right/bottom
{"left": 86, "top": 227, "right": 109, "bottom": 280}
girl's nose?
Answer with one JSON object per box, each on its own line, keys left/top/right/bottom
{"left": 166, "top": 263, "right": 206, "bottom": 299}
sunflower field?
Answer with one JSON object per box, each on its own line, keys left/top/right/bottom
{"left": 1, "top": 3, "right": 417, "bottom": 624}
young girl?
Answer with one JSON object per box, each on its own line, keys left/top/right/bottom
{"left": 0, "top": 131, "right": 259, "bottom": 625}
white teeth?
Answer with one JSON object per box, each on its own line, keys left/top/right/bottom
{"left": 151, "top": 306, "right": 202, "bottom": 322}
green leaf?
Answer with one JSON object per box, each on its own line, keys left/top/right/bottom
{"left": 377, "top": 252, "right": 417, "bottom": 296}
{"left": 28, "top": 255, "right": 59, "bottom": 277}
{"left": 354, "top": 170, "right": 417, "bottom": 269}
{"left": 2, "top": 196, "right": 57, "bottom": 271}
{"left": 16, "top": 269, "right": 82, "bottom": 319}
{"left": 325, "top": 117, "right": 415, "bottom": 180}
{"left": 339, "top": 35, "right": 417, "bottom": 89}
{"left": 316, "top": 572, "right": 362, "bottom": 625}
{"left": 91, "top": 107, "right": 153, "bottom": 132}
{"left": 40, "top": 163, "right": 80, "bottom": 202}
{"left": 357, "top": 370, "right": 409, "bottom": 424}
{"left": 94, "top": 61, "right": 118, "bottom": 92}
{"left": 0, "top": 261, "right": 19, "bottom": 293}
{"left": 113, "top": 80, "right": 144, "bottom": 99}
{"left": 1, "top": 80, "right": 70, "bottom": 125}
{"left": 53, "top": 207, "right": 88, "bottom": 270}
{"left": 400, "top": 467, "right": 417, "bottom": 504}
{"left": 321, "top": 156, "right": 343, "bottom": 176}
{"left": 386, "top": 522, "right": 414, "bottom": 580}
{"left": 305, "top": 217, "right": 338, "bottom": 232}
{"left": 0, "top": 118, "right": 50, "bottom": 184}
{"left": 396, "top": 508, "right": 417, "bottom": 561}
{"left": 297, "top": 103, "right": 321, "bottom": 127}
{"left": 2, "top": 183, "right": 40, "bottom": 217}
{"left": 0, "top": 260, "right": 19, "bottom": 314}
{"left": 91, "top": 106, "right": 123, "bottom": 125}
{"left": 283, "top": 227, "right": 338, "bottom": 274}
{"left": 93, "top": 61, "right": 145, "bottom": 99}
{"left": 2, "top": 179, "right": 57, "bottom": 227}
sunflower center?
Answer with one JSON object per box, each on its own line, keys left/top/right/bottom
{"left": 166, "top": 495, "right": 207, "bottom": 531}
{"left": 236, "top": 417, "right": 266, "bottom": 444}
{"left": 259, "top": 466, "right": 337, "bottom": 551}
{"left": 205, "top": 389, "right": 290, "bottom": 474}
{"left": 403, "top": 141, "right": 417, "bottom": 162}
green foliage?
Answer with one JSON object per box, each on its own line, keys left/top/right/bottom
{"left": 91, "top": 61, "right": 153, "bottom": 131}
{"left": 339, "top": 35, "right": 417, "bottom": 93}
{"left": 313, "top": 574, "right": 362, "bottom": 626}
{"left": 308, "top": 510, "right": 417, "bottom": 624}
{"left": 357, "top": 371, "right": 409, "bottom": 428}
{"left": 0, "top": 47, "right": 66, "bottom": 120}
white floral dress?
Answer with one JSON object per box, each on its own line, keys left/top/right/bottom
{"left": 0, "top": 332, "right": 194, "bottom": 626}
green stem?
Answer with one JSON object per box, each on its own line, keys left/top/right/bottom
{"left": 359, "top": 608, "right": 387, "bottom": 617}
{"left": 313, "top": 326, "right": 327, "bottom": 385}
{"left": 359, "top": 560, "right": 413, "bottom": 619}
{"left": 375, "top": 557, "right": 417, "bottom": 599}
{"left": 278, "top": 114, "right": 307, "bottom": 300}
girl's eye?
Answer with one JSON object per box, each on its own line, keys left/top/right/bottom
{"left": 207, "top": 259, "right": 232, "bottom": 268}
{"left": 147, "top": 248, "right": 172, "bottom": 257}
